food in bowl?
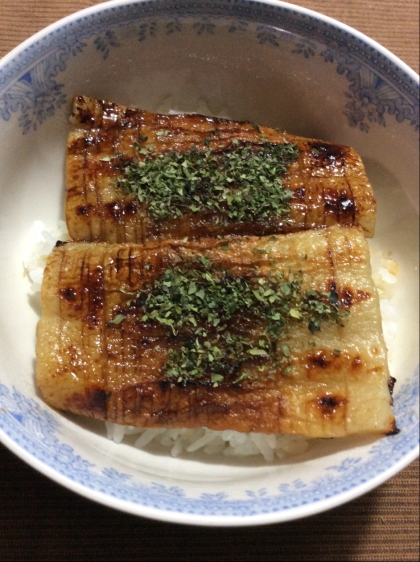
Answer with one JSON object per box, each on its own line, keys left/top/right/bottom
{"left": 34, "top": 93, "right": 399, "bottom": 461}
{"left": 36, "top": 224, "right": 396, "bottom": 437}
{"left": 0, "top": 0, "right": 414, "bottom": 525}
{"left": 66, "top": 95, "right": 376, "bottom": 243}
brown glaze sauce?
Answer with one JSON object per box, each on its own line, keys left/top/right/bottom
{"left": 316, "top": 393, "right": 347, "bottom": 418}
{"left": 339, "top": 287, "right": 371, "bottom": 308}
{"left": 104, "top": 200, "right": 140, "bottom": 221}
{"left": 60, "top": 287, "right": 77, "bottom": 301}
{"left": 66, "top": 386, "right": 110, "bottom": 418}
{"left": 323, "top": 188, "right": 356, "bottom": 222}
{"left": 67, "top": 96, "right": 378, "bottom": 245}
{"left": 305, "top": 349, "right": 364, "bottom": 375}
{"left": 309, "top": 142, "right": 348, "bottom": 168}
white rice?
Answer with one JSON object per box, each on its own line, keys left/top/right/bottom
{"left": 103, "top": 424, "right": 310, "bottom": 462}
{"left": 24, "top": 220, "right": 70, "bottom": 292}
{"left": 368, "top": 243, "right": 399, "bottom": 363}
{"left": 27, "top": 222, "right": 399, "bottom": 461}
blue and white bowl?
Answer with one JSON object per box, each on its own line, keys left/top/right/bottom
{"left": 0, "top": 0, "right": 418, "bottom": 525}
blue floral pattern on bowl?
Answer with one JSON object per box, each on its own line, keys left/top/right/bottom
{"left": 0, "top": 0, "right": 418, "bottom": 134}
{"left": 0, "top": 369, "right": 418, "bottom": 516}
{"left": 0, "top": 0, "right": 418, "bottom": 523}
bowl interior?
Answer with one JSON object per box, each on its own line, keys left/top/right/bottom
{"left": 0, "top": 0, "right": 418, "bottom": 525}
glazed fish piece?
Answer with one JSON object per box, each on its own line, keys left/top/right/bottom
{"left": 66, "top": 95, "right": 376, "bottom": 243}
{"left": 36, "top": 225, "right": 396, "bottom": 437}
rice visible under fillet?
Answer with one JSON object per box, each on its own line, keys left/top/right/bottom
{"left": 28, "top": 222, "right": 399, "bottom": 461}
{"left": 24, "top": 220, "right": 70, "bottom": 292}
{"left": 105, "top": 424, "right": 310, "bottom": 461}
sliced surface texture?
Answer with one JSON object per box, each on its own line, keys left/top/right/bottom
{"left": 66, "top": 95, "right": 376, "bottom": 243}
{"left": 36, "top": 226, "right": 395, "bottom": 437}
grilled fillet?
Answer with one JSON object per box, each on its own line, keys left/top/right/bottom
{"left": 66, "top": 95, "right": 376, "bottom": 244}
{"left": 36, "top": 225, "right": 395, "bottom": 437}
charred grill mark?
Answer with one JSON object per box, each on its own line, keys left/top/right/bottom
{"left": 323, "top": 189, "right": 356, "bottom": 223}
{"left": 98, "top": 99, "right": 119, "bottom": 127}
{"left": 388, "top": 376, "right": 397, "bottom": 396}
{"left": 104, "top": 201, "right": 122, "bottom": 222}
{"left": 292, "top": 187, "right": 306, "bottom": 201}
{"left": 386, "top": 421, "right": 400, "bottom": 435}
{"left": 309, "top": 142, "right": 348, "bottom": 168}
{"left": 340, "top": 287, "right": 371, "bottom": 308}
{"left": 157, "top": 379, "right": 171, "bottom": 393}
{"left": 96, "top": 130, "right": 111, "bottom": 147}
{"left": 316, "top": 393, "right": 347, "bottom": 418}
{"left": 60, "top": 287, "right": 77, "bottom": 301}
{"left": 67, "top": 386, "right": 110, "bottom": 418}
{"left": 67, "top": 134, "right": 96, "bottom": 154}
{"left": 83, "top": 134, "right": 96, "bottom": 148}
{"left": 345, "top": 178, "right": 356, "bottom": 223}
{"left": 323, "top": 188, "right": 339, "bottom": 219}
{"left": 115, "top": 247, "right": 125, "bottom": 274}
{"left": 103, "top": 199, "right": 139, "bottom": 222}
{"left": 309, "top": 351, "right": 331, "bottom": 369}
{"left": 85, "top": 264, "right": 104, "bottom": 328}
{"left": 140, "top": 337, "right": 151, "bottom": 345}
{"left": 109, "top": 106, "right": 144, "bottom": 130}
{"left": 337, "top": 194, "right": 355, "bottom": 217}
{"left": 92, "top": 128, "right": 106, "bottom": 243}
{"left": 124, "top": 107, "right": 142, "bottom": 123}
{"left": 305, "top": 348, "right": 367, "bottom": 379}
{"left": 82, "top": 132, "right": 92, "bottom": 242}
{"left": 74, "top": 96, "right": 96, "bottom": 126}
{"left": 319, "top": 395, "right": 340, "bottom": 408}
{"left": 125, "top": 199, "right": 139, "bottom": 216}
{"left": 59, "top": 249, "right": 83, "bottom": 315}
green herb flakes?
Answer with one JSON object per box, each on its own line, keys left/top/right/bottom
{"left": 107, "top": 313, "right": 126, "bottom": 325}
{"left": 108, "top": 258, "right": 349, "bottom": 386}
{"left": 115, "top": 141, "right": 298, "bottom": 222}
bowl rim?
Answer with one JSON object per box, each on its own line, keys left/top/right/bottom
{"left": 1, "top": 0, "right": 418, "bottom": 83}
{"left": 0, "top": 0, "right": 418, "bottom": 526}
{"left": 1, "top": 428, "right": 418, "bottom": 526}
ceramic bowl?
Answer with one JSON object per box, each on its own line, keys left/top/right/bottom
{"left": 0, "top": 0, "right": 418, "bottom": 526}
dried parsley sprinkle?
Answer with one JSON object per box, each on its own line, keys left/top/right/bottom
{"left": 110, "top": 258, "right": 349, "bottom": 386}
{"left": 115, "top": 140, "right": 298, "bottom": 222}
